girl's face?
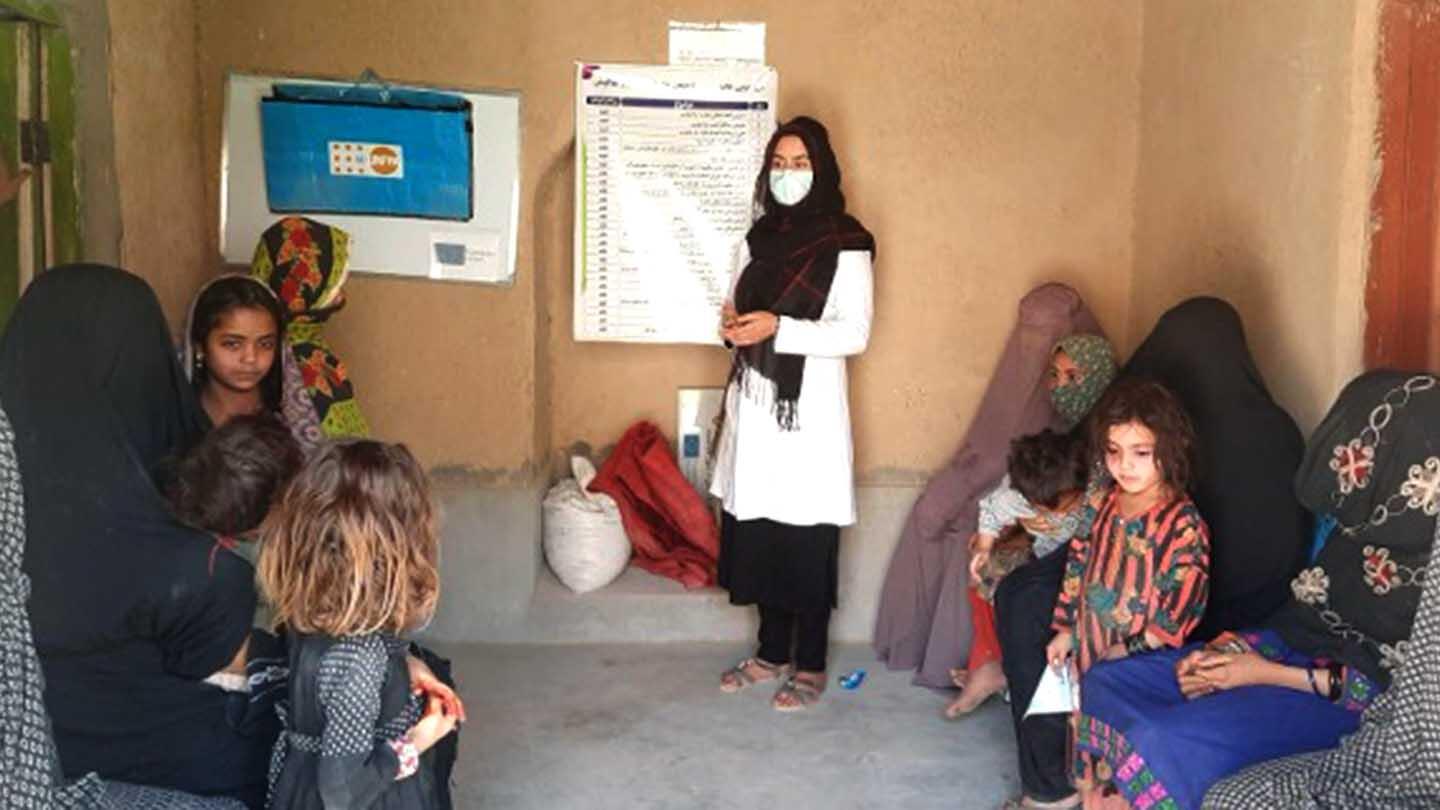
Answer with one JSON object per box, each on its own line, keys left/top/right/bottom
{"left": 203, "top": 306, "right": 278, "bottom": 394}
{"left": 1047, "top": 348, "right": 1082, "bottom": 392}
{"left": 1104, "top": 419, "right": 1164, "bottom": 498}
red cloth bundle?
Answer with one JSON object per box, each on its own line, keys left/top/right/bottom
{"left": 587, "top": 421, "right": 719, "bottom": 588}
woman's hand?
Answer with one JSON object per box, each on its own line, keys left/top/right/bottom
{"left": 219, "top": 636, "right": 251, "bottom": 676}
{"left": 968, "top": 533, "right": 996, "bottom": 582}
{"left": 1174, "top": 649, "right": 1212, "bottom": 698}
{"left": 725, "top": 311, "right": 779, "bottom": 347}
{"left": 0, "top": 155, "right": 30, "bottom": 207}
{"left": 719, "top": 301, "right": 739, "bottom": 341}
{"left": 1177, "top": 650, "right": 1273, "bottom": 698}
{"left": 407, "top": 655, "right": 467, "bottom": 724}
{"left": 407, "top": 695, "right": 459, "bottom": 754}
{"left": 1046, "top": 630, "right": 1074, "bottom": 671}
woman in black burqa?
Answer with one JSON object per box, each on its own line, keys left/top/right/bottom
{"left": 0, "top": 264, "right": 273, "bottom": 806}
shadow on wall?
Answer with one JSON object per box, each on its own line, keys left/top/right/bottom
{"left": 418, "top": 139, "right": 578, "bottom": 644}
{"left": 532, "top": 137, "right": 574, "bottom": 485}
{"left": 1133, "top": 208, "right": 1287, "bottom": 359}
{"left": 1129, "top": 207, "right": 1343, "bottom": 430}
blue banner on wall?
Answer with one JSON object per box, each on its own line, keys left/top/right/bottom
{"left": 260, "top": 83, "right": 473, "bottom": 220}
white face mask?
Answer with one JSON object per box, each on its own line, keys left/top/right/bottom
{"left": 769, "top": 169, "right": 813, "bottom": 206}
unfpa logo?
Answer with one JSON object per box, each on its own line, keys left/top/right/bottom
{"left": 328, "top": 141, "right": 404, "bottom": 179}
{"left": 369, "top": 146, "right": 401, "bottom": 175}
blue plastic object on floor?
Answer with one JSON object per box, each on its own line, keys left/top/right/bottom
{"left": 838, "top": 669, "right": 866, "bottom": 690}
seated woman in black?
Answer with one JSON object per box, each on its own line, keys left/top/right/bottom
{"left": 0, "top": 265, "right": 275, "bottom": 807}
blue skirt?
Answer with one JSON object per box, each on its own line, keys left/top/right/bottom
{"left": 1076, "top": 630, "right": 1377, "bottom": 810}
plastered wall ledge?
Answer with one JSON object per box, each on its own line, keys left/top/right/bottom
{"left": 419, "top": 483, "right": 545, "bottom": 645}
{"left": 421, "top": 483, "right": 921, "bottom": 645}
{"left": 429, "top": 462, "right": 541, "bottom": 490}
{"left": 858, "top": 467, "right": 934, "bottom": 487}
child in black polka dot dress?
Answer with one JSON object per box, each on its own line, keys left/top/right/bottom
{"left": 258, "top": 440, "right": 463, "bottom": 809}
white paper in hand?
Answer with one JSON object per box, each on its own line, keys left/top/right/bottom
{"left": 1024, "top": 663, "right": 1077, "bottom": 718}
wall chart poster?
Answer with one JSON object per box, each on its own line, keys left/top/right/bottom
{"left": 573, "top": 63, "right": 778, "bottom": 343}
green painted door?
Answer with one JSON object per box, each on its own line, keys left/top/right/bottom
{"left": 0, "top": 4, "right": 79, "bottom": 327}
{"left": 0, "top": 20, "right": 21, "bottom": 324}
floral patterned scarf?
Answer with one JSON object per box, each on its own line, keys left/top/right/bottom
{"left": 250, "top": 218, "right": 370, "bottom": 439}
{"left": 1050, "top": 333, "right": 1116, "bottom": 428}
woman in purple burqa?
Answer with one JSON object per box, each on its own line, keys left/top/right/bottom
{"left": 872, "top": 283, "right": 1107, "bottom": 688}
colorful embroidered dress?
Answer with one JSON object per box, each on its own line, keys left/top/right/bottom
{"left": 250, "top": 217, "right": 370, "bottom": 440}
{"left": 1052, "top": 489, "right": 1210, "bottom": 794}
{"left": 1053, "top": 490, "right": 1210, "bottom": 674}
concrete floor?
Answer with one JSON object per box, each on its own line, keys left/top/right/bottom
{"left": 442, "top": 642, "right": 1019, "bottom": 809}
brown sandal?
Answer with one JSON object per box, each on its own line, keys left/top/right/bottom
{"left": 719, "top": 657, "right": 789, "bottom": 693}
{"left": 772, "top": 674, "right": 825, "bottom": 712}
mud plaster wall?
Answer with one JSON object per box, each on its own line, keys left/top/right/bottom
{"left": 1130, "top": 0, "right": 1380, "bottom": 432}
{"left": 93, "top": 2, "right": 1385, "bottom": 644}
{"left": 186, "top": 0, "right": 1143, "bottom": 483}
{"left": 194, "top": 0, "right": 540, "bottom": 479}
{"left": 105, "top": 0, "right": 210, "bottom": 333}
{"left": 535, "top": 1, "right": 1142, "bottom": 485}
{"left": 117, "top": 1, "right": 1383, "bottom": 474}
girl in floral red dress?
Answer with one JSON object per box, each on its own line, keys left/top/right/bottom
{"left": 1044, "top": 378, "right": 1211, "bottom": 806}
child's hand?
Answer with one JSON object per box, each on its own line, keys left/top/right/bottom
{"left": 1045, "top": 631, "right": 1073, "bottom": 671}
{"left": 407, "top": 695, "right": 459, "bottom": 754}
{"left": 407, "top": 655, "right": 467, "bottom": 724}
{"left": 967, "top": 533, "right": 996, "bottom": 582}
{"left": 968, "top": 549, "right": 991, "bottom": 583}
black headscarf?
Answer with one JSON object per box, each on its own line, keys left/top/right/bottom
{"left": 1123, "top": 297, "right": 1310, "bottom": 639}
{"left": 731, "top": 116, "right": 875, "bottom": 429}
{"left": 1266, "top": 370, "right": 1440, "bottom": 685}
{"left": 0, "top": 265, "right": 260, "bottom": 789}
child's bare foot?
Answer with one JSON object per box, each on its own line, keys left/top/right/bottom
{"left": 1080, "top": 785, "right": 1128, "bottom": 810}
{"left": 944, "top": 660, "right": 1005, "bottom": 718}
{"left": 949, "top": 667, "right": 967, "bottom": 688}
{"left": 719, "top": 657, "right": 788, "bottom": 693}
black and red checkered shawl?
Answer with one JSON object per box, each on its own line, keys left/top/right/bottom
{"left": 731, "top": 116, "right": 876, "bottom": 430}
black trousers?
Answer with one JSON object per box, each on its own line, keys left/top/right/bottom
{"left": 995, "top": 545, "right": 1072, "bottom": 803}
{"left": 757, "top": 604, "right": 831, "bottom": 672}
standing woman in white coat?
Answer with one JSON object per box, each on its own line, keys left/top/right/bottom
{"left": 713, "top": 116, "right": 876, "bottom": 711}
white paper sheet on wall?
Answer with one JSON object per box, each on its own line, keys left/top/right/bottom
{"left": 572, "top": 62, "right": 778, "bottom": 343}
{"left": 429, "top": 229, "right": 504, "bottom": 282}
{"left": 668, "top": 21, "right": 766, "bottom": 65}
